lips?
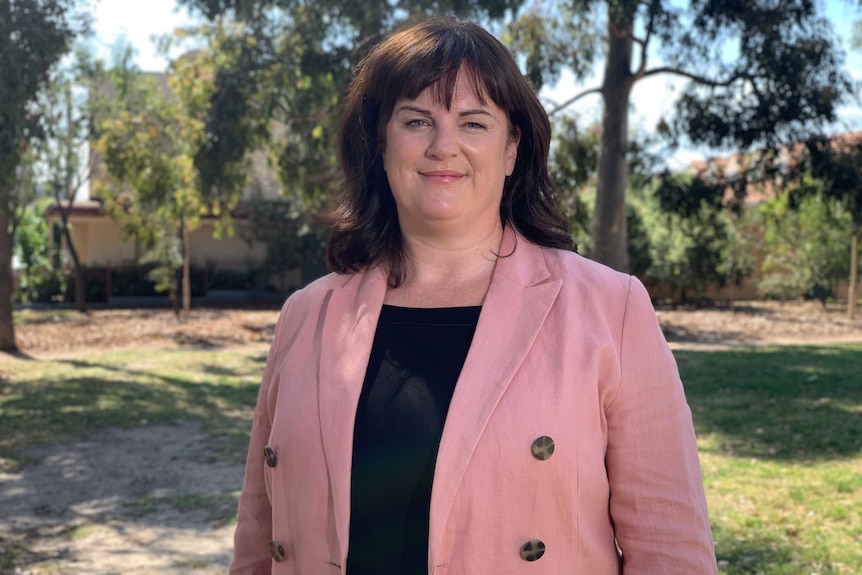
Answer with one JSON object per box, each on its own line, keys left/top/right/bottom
{"left": 421, "top": 170, "right": 464, "bottom": 183}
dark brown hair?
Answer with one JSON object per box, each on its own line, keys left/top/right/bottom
{"left": 327, "top": 17, "right": 572, "bottom": 286}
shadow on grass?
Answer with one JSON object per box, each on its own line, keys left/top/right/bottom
{"left": 0, "top": 347, "right": 267, "bottom": 574}
{"left": 711, "top": 523, "right": 830, "bottom": 575}
{"left": 677, "top": 344, "right": 862, "bottom": 461}
{"left": 0, "top": 349, "right": 269, "bottom": 468}
{"left": 0, "top": 349, "right": 35, "bottom": 361}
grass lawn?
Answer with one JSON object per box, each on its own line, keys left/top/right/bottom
{"left": 0, "top": 346, "right": 268, "bottom": 473}
{"left": 1, "top": 342, "right": 860, "bottom": 574}
{"left": 677, "top": 343, "right": 862, "bottom": 575}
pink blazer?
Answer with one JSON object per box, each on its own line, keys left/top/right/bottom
{"left": 231, "top": 231, "right": 718, "bottom": 574}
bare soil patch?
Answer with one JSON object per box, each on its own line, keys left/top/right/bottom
{"left": 1, "top": 301, "right": 860, "bottom": 574}
{"left": 6, "top": 300, "right": 861, "bottom": 359}
{"left": 11, "top": 308, "right": 280, "bottom": 358}
{"left": 656, "top": 300, "right": 862, "bottom": 349}
{"left": 1, "top": 424, "right": 241, "bottom": 575}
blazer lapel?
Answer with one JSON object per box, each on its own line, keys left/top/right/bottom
{"left": 428, "top": 232, "right": 562, "bottom": 567}
{"left": 317, "top": 267, "right": 387, "bottom": 564}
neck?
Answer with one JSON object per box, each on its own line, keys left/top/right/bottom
{"left": 385, "top": 223, "right": 504, "bottom": 307}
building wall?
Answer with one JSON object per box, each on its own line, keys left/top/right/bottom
{"left": 48, "top": 212, "right": 305, "bottom": 291}
{"left": 189, "top": 221, "right": 262, "bottom": 271}
{"left": 83, "top": 220, "right": 139, "bottom": 265}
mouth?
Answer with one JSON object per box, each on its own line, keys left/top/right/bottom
{"left": 421, "top": 170, "right": 464, "bottom": 183}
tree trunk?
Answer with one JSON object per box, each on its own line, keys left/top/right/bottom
{"left": 61, "top": 84, "right": 87, "bottom": 314}
{"left": 0, "top": 183, "right": 17, "bottom": 351}
{"left": 74, "top": 266, "right": 86, "bottom": 310}
{"left": 182, "top": 220, "right": 191, "bottom": 312}
{"left": 55, "top": 195, "right": 87, "bottom": 312}
{"left": 592, "top": 13, "right": 634, "bottom": 272}
{"left": 849, "top": 224, "right": 858, "bottom": 320}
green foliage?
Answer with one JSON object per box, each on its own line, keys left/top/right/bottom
{"left": 0, "top": 0, "right": 91, "bottom": 348}
{"left": 549, "top": 116, "right": 599, "bottom": 246}
{"left": 505, "top": 2, "right": 602, "bottom": 90}
{"left": 28, "top": 47, "right": 116, "bottom": 311}
{"left": 140, "top": 214, "right": 184, "bottom": 303}
{"left": 634, "top": 173, "right": 756, "bottom": 304}
{"left": 625, "top": 202, "right": 652, "bottom": 277}
{"left": 508, "top": 0, "right": 854, "bottom": 271}
{"left": 804, "top": 136, "right": 862, "bottom": 227}
{"left": 164, "top": 24, "right": 263, "bottom": 207}
{"left": 94, "top": 68, "right": 194, "bottom": 300}
{"left": 242, "top": 194, "right": 328, "bottom": 290}
{"left": 513, "top": 0, "right": 853, "bottom": 150}
{"left": 0, "top": 0, "right": 91, "bottom": 191}
{"left": 758, "top": 188, "right": 851, "bottom": 303}
{"left": 12, "top": 199, "right": 63, "bottom": 303}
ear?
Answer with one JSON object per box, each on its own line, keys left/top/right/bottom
{"left": 505, "top": 126, "right": 520, "bottom": 176}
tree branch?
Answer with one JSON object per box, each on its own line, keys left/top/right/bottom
{"left": 639, "top": 66, "right": 761, "bottom": 99}
{"left": 641, "top": 66, "right": 740, "bottom": 87}
{"left": 632, "top": 6, "right": 657, "bottom": 80}
{"left": 548, "top": 87, "right": 603, "bottom": 116}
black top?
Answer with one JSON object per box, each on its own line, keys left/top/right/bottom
{"left": 348, "top": 304, "right": 482, "bottom": 575}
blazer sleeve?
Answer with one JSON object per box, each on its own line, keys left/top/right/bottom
{"left": 605, "top": 276, "right": 718, "bottom": 574}
{"left": 230, "top": 299, "right": 292, "bottom": 574}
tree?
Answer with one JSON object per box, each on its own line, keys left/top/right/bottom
{"left": 35, "top": 49, "right": 104, "bottom": 312}
{"left": 802, "top": 135, "right": 862, "bottom": 318}
{"left": 171, "top": 0, "right": 524, "bottom": 213}
{"left": 509, "top": 0, "right": 854, "bottom": 271}
{"left": 0, "top": 0, "right": 90, "bottom": 351}
{"left": 12, "top": 197, "right": 62, "bottom": 303}
{"left": 549, "top": 114, "right": 661, "bottom": 276}
{"left": 95, "top": 45, "right": 251, "bottom": 313}
{"left": 638, "top": 171, "right": 753, "bottom": 305}
{"left": 242, "top": 191, "right": 329, "bottom": 291}
{"left": 549, "top": 116, "right": 598, "bottom": 249}
{"left": 94, "top": 68, "right": 199, "bottom": 314}
{"left": 758, "top": 187, "right": 851, "bottom": 306}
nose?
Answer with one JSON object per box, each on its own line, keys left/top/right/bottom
{"left": 426, "top": 123, "right": 458, "bottom": 159}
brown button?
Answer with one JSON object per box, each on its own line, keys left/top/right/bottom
{"left": 520, "top": 539, "right": 545, "bottom": 561}
{"left": 269, "top": 539, "right": 285, "bottom": 562}
{"left": 264, "top": 445, "right": 276, "bottom": 468}
{"left": 531, "top": 436, "right": 555, "bottom": 460}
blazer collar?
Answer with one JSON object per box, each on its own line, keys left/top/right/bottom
{"left": 316, "top": 229, "right": 563, "bottom": 566}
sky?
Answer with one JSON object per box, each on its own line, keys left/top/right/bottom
{"left": 89, "top": 0, "right": 862, "bottom": 167}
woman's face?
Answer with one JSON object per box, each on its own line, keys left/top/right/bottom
{"left": 383, "top": 69, "right": 519, "bottom": 238}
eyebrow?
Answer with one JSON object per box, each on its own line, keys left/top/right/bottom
{"left": 395, "top": 104, "right": 495, "bottom": 119}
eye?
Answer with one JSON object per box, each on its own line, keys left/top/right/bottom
{"left": 464, "top": 121, "right": 487, "bottom": 130}
{"left": 405, "top": 118, "right": 430, "bottom": 128}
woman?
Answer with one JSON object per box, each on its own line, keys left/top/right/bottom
{"left": 231, "top": 17, "right": 717, "bottom": 575}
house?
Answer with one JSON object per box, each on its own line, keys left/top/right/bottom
{"left": 43, "top": 196, "right": 308, "bottom": 299}
{"left": 41, "top": 65, "right": 330, "bottom": 300}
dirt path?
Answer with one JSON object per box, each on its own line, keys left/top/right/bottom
{"left": 1, "top": 423, "right": 243, "bottom": 575}
{"left": 1, "top": 303, "right": 860, "bottom": 574}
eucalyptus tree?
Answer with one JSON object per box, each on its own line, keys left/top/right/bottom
{"left": 0, "top": 0, "right": 90, "bottom": 351}
{"left": 509, "top": 0, "right": 854, "bottom": 271}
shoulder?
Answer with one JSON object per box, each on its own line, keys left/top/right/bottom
{"left": 534, "top": 245, "right": 658, "bottom": 333}
{"left": 275, "top": 271, "right": 356, "bottom": 324}
{"left": 539, "top": 246, "right": 633, "bottom": 299}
